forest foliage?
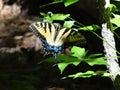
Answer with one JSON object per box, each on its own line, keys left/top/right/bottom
{"left": 39, "top": 0, "right": 120, "bottom": 78}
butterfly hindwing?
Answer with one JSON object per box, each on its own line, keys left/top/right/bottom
{"left": 65, "top": 29, "right": 86, "bottom": 46}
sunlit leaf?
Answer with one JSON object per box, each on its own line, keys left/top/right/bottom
{"left": 64, "top": 0, "right": 79, "bottom": 7}
{"left": 40, "top": 12, "right": 46, "bottom": 16}
{"left": 71, "top": 46, "right": 85, "bottom": 58}
{"left": 111, "top": 14, "right": 120, "bottom": 27}
{"left": 63, "top": 21, "right": 75, "bottom": 28}
{"left": 112, "top": 26, "right": 118, "bottom": 30}
{"left": 78, "top": 25, "right": 101, "bottom": 31}
{"left": 110, "top": 4, "right": 117, "bottom": 12}
{"left": 67, "top": 71, "right": 96, "bottom": 79}
{"left": 58, "top": 54, "right": 81, "bottom": 66}
{"left": 51, "top": 14, "right": 70, "bottom": 20}
{"left": 58, "top": 63, "right": 68, "bottom": 74}
{"left": 57, "top": 54, "right": 82, "bottom": 74}
{"left": 88, "top": 53, "right": 103, "bottom": 58}
{"left": 62, "top": 70, "right": 108, "bottom": 79}
{"left": 102, "top": 72, "right": 111, "bottom": 77}
{"left": 111, "top": 18, "right": 120, "bottom": 27}
{"left": 40, "top": 12, "right": 53, "bottom": 22}
{"left": 84, "top": 57, "right": 108, "bottom": 66}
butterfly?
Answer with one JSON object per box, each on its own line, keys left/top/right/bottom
{"left": 28, "top": 21, "right": 85, "bottom": 60}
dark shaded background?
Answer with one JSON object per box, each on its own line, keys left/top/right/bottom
{"left": 0, "top": 0, "right": 117, "bottom": 90}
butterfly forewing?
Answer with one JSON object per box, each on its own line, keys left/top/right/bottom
{"left": 44, "top": 22, "right": 54, "bottom": 45}
{"left": 54, "top": 28, "right": 72, "bottom": 46}
{"left": 50, "top": 24, "right": 56, "bottom": 45}
{"left": 54, "top": 28, "right": 66, "bottom": 46}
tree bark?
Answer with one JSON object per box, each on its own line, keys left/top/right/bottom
{"left": 98, "top": 0, "right": 120, "bottom": 89}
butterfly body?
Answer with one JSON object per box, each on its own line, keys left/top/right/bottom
{"left": 28, "top": 21, "right": 86, "bottom": 58}
{"left": 42, "top": 40, "right": 64, "bottom": 54}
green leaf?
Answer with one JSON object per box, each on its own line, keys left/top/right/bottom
{"left": 84, "top": 57, "right": 108, "bottom": 66}
{"left": 95, "top": 70, "right": 107, "bottom": 76}
{"left": 110, "top": 4, "right": 117, "bottom": 12}
{"left": 40, "top": 12, "right": 46, "bottom": 16}
{"left": 40, "top": 12, "right": 70, "bottom": 22}
{"left": 112, "top": 26, "right": 119, "bottom": 30}
{"left": 88, "top": 53, "right": 103, "bottom": 58}
{"left": 54, "top": 0, "right": 64, "bottom": 3}
{"left": 63, "top": 21, "right": 75, "bottom": 28}
{"left": 113, "top": 13, "right": 120, "bottom": 18}
{"left": 111, "top": 18, "right": 120, "bottom": 27}
{"left": 58, "top": 63, "right": 68, "bottom": 74}
{"left": 62, "top": 70, "right": 108, "bottom": 79}
{"left": 40, "top": 12, "right": 53, "bottom": 22}
{"left": 64, "top": 0, "right": 79, "bottom": 7}
{"left": 67, "top": 71, "right": 96, "bottom": 79}
{"left": 51, "top": 14, "right": 70, "bottom": 20}
{"left": 71, "top": 46, "right": 85, "bottom": 58}
{"left": 78, "top": 25, "right": 101, "bottom": 31}
{"left": 102, "top": 72, "right": 111, "bottom": 77}
{"left": 57, "top": 54, "right": 81, "bottom": 66}
{"left": 44, "top": 56, "right": 55, "bottom": 63}
{"left": 57, "top": 54, "right": 82, "bottom": 74}
{"left": 111, "top": 14, "right": 120, "bottom": 27}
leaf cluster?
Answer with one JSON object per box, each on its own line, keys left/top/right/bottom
{"left": 38, "top": 0, "right": 116, "bottom": 79}
{"left": 44, "top": 46, "right": 108, "bottom": 78}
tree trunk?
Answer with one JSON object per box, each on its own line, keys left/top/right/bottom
{"left": 98, "top": 0, "right": 120, "bottom": 89}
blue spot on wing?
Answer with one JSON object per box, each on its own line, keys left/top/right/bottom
{"left": 42, "top": 40, "right": 64, "bottom": 54}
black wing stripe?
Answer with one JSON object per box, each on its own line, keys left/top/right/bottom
{"left": 29, "top": 21, "right": 86, "bottom": 46}
{"left": 29, "top": 24, "right": 41, "bottom": 38}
